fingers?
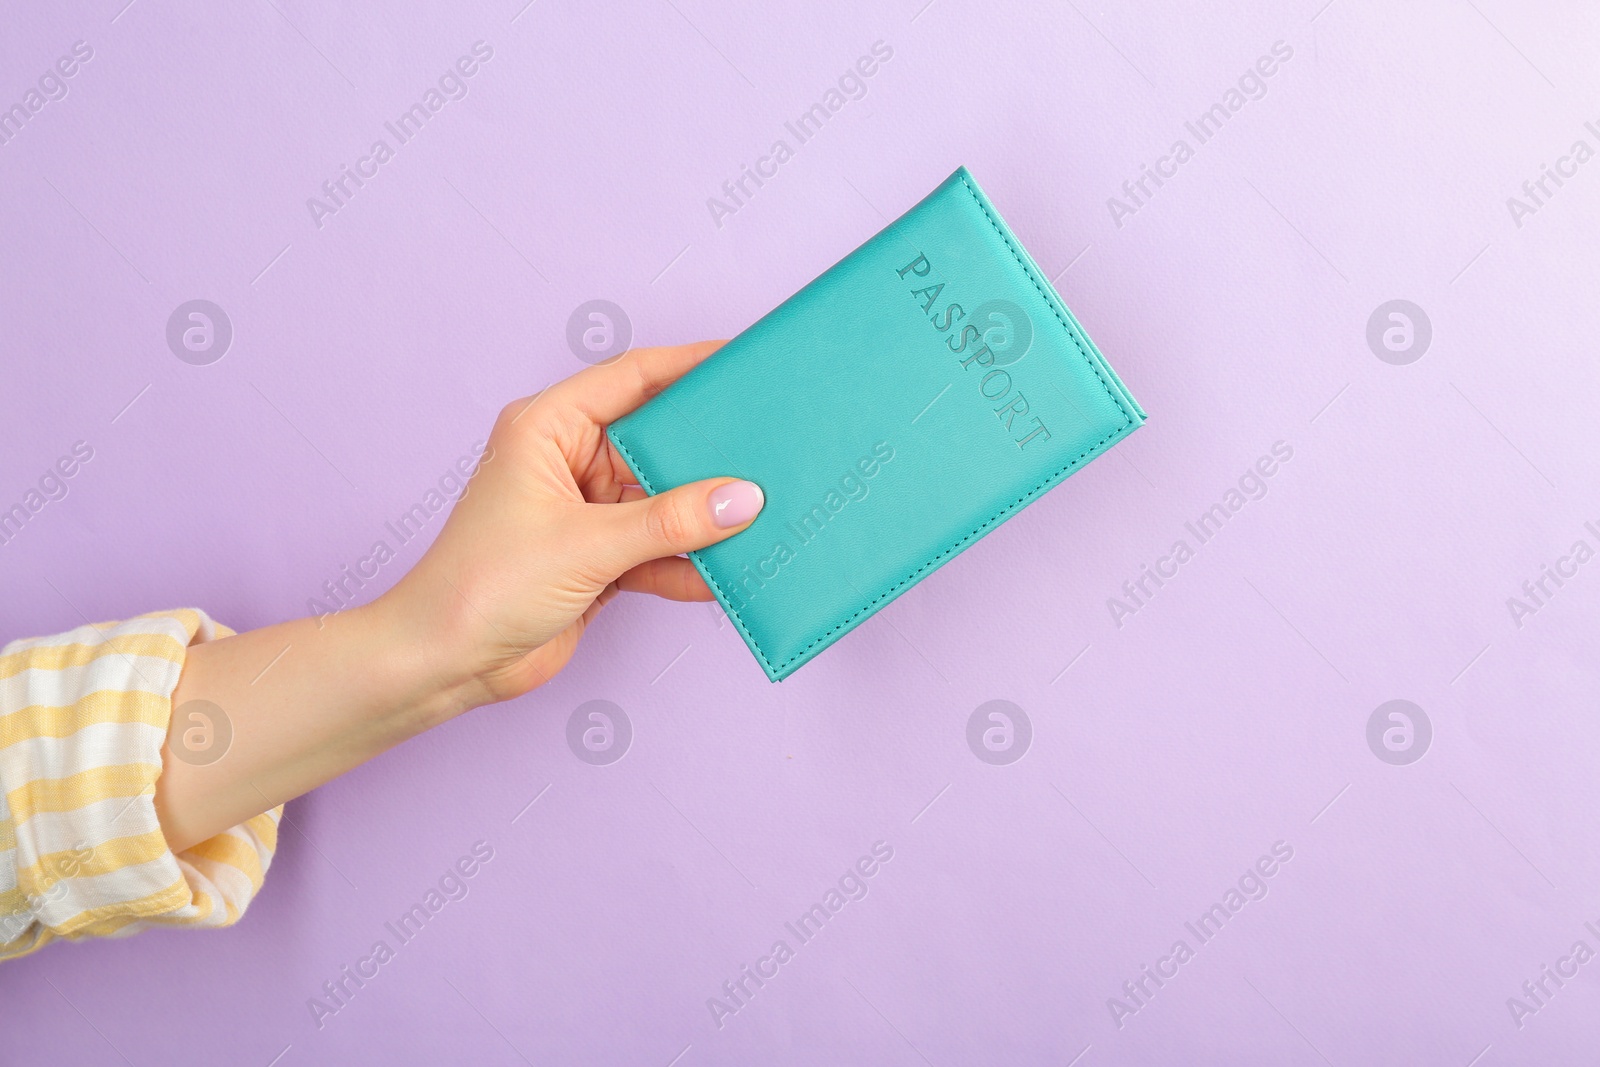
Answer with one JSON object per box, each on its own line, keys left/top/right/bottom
{"left": 586, "top": 477, "right": 764, "bottom": 577}
{"left": 616, "top": 557, "right": 714, "bottom": 601}
{"left": 607, "top": 437, "right": 640, "bottom": 489}
{"left": 541, "top": 341, "right": 726, "bottom": 428}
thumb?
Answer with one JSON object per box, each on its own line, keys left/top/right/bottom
{"left": 589, "top": 478, "right": 765, "bottom": 576}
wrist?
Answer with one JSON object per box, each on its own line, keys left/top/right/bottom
{"left": 356, "top": 582, "right": 488, "bottom": 733}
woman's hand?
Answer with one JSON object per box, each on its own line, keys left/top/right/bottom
{"left": 385, "top": 339, "right": 764, "bottom": 706}
{"left": 155, "top": 342, "right": 763, "bottom": 850}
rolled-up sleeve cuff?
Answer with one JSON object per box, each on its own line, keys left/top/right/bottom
{"left": 0, "top": 609, "right": 282, "bottom": 962}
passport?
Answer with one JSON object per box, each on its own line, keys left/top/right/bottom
{"left": 608, "top": 167, "right": 1146, "bottom": 681}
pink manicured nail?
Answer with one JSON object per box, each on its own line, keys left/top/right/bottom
{"left": 709, "top": 480, "right": 764, "bottom": 528}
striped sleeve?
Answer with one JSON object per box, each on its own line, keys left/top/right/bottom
{"left": 0, "top": 609, "right": 281, "bottom": 962}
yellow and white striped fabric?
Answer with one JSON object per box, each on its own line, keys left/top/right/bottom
{"left": 0, "top": 609, "right": 280, "bottom": 962}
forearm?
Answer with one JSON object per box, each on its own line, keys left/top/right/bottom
{"left": 153, "top": 592, "right": 478, "bottom": 851}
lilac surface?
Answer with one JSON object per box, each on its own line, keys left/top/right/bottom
{"left": 3, "top": 0, "right": 1599, "bottom": 1063}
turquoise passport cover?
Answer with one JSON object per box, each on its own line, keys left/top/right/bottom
{"left": 608, "top": 167, "right": 1146, "bottom": 681}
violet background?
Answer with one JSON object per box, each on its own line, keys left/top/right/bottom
{"left": 3, "top": 0, "right": 1599, "bottom": 1063}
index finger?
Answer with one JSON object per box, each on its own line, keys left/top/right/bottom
{"left": 542, "top": 340, "right": 726, "bottom": 428}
